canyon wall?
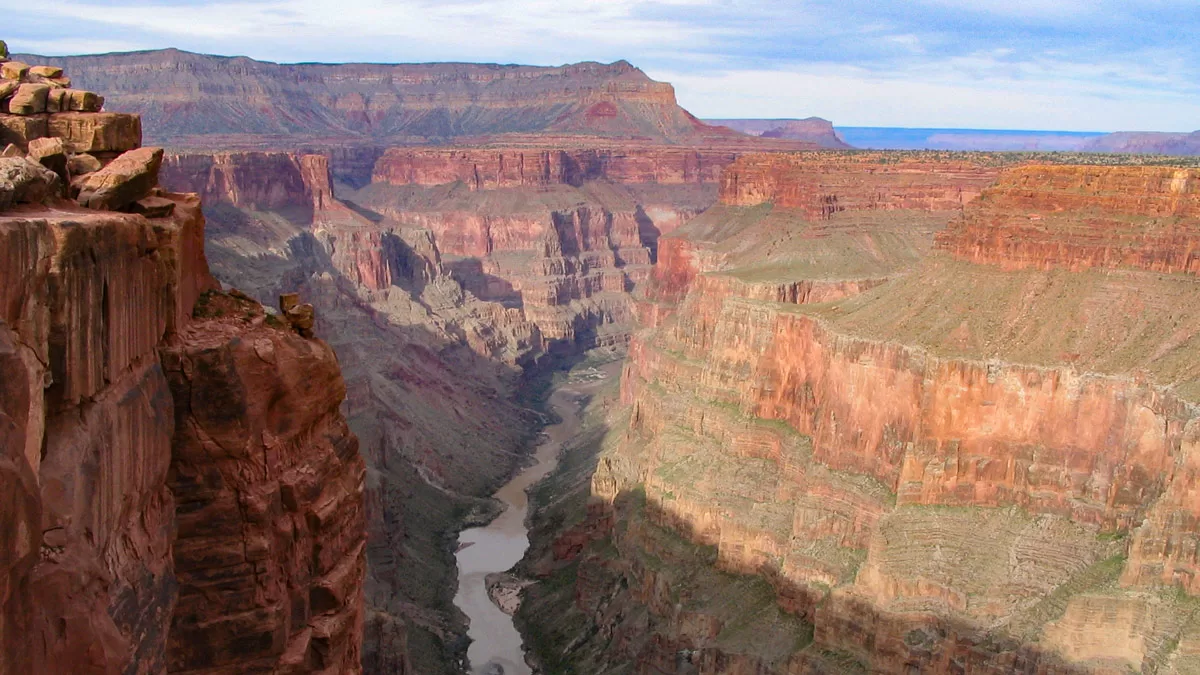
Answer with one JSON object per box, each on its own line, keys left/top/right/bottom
{"left": 519, "top": 156, "right": 1200, "bottom": 673}
{"left": 22, "top": 49, "right": 748, "bottom": 146}
{"left": 937, "top": 164, "right": 1200, "bottom": 274}
{"left": 164, "top": 145, "right": 720, "bottom": 352}
{"left": 0, "top": 60, "right": 365, "bottom": 675}
{"left": 370, "top": 147, "right": 736, "bottom": 190}
{"left": 718, "top": 152, "right": 1000, "bottom": 217}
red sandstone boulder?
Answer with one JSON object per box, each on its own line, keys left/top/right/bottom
{"left": 128, "top": 195, "right": 176, "bottom": 218}
{"left": 286, "top": 303, "right": 316, "bottom": 338}
{"left": 48, "top": 112, "right": 139, "bottom": 153}
{"left": 0, "top": 79, "right": 16, "bottom": 101}
{"left": 75, "top": 146, "right": 163, "bottom": 210}
{"left": 64, "top": 89, "right": 103, "bottom": 112}
{"left": 0, "top": 157, "right": 60, "bottom": 210}
{"left": 29, "top": 65, "right": 63, "bottom": 79}
{"left": 67, "top": 152, "right": 101, "bottom": 175}
{"left": 0, "top": 61, "right": 28, "bottom": 81}
{"left": 27, "top": 137, "right": 68, "bottom": 183}
{"left": 0, "top": 114, "right": 46, "bottom": 150}
{"left": 45, "top": 87, "right": 69, "bottom": 113}
{"left": 8, "top": 83, "right": 50, "bottom": 115}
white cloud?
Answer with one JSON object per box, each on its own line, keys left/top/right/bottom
{"left": 661, "top": 64, "right": 1200, "bottom": 131}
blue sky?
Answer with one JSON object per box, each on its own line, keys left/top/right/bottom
{"left": 6, "top": 0, "right": 1199, "bottom": 131}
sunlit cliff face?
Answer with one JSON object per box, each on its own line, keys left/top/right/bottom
{"left": 522, "top": 155, "right": 1200, "bottom": 674}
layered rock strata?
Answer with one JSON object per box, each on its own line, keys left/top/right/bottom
{"left": 0, "top": 59, "right": 365, "bottom": 675}
{"left": 370, "top": 147, "right": 737, "bottom": 189}
{"left": 23, "top": 49, "right": 749, "bottom": 146}
{"left": 520, "top": 157, "right": 1200, "bottom": 673}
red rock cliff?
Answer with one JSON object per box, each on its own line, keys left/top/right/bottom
{"left": 718, "top": 152, "right": 999, "bottom": 217}
{"left": 0, "top": 60, "right": 366, "bottom": 675}
{"left": 937, "top": 164, "right": 1200, "bottom": 274}
{"left": 526, "top": 158, "right": 1200, "bottom": 674}
{"left": 371, "top": 147, "right": 736, "bottom": 189}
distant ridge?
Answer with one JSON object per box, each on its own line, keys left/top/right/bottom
{"left": 707, "top": 117, "right": 851, "bottom": 148}
{"left": 17, "top": 49, "right": 749, "bottom": 147}
{"left": 1083, "top": 131, "right": 1200, "bottom": 155}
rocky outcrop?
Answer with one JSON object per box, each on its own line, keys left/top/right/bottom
{"left": 718, "top": 152, "right": 1000, "bottom": 216}
{"left": 937, "top": 164, "right": 1200, "bottom": 274}
{"left": 164, "top": 292, "right": 365, "bottom": 675}
{"left": 0, "top": 60, "right": 365, "bottom": 675}
{"left": 0, "top": 194, "right": 209, "bottom": 675}
{"left": 519, "top": 156, "right": 1200, "bottom": 674}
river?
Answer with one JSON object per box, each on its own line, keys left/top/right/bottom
{"left": 452, "top": 364, "right": 615, "bottom": 674}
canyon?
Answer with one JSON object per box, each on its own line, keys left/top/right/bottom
{"left": 6, "top": 40, "right": 1200, "bottom": 675}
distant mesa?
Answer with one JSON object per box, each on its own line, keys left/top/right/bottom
{"left": 1083, "top": 130, "right": 1200, "bottom": 155}
{"left": 15, "top": 49, "right": 766, "bottom": 148}
{"left": 707, "top": 117, "right": 853, "bottom": 149}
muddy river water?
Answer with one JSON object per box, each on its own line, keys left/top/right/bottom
{"left": 453, "top": 364, "right": 616, "bottom": 674}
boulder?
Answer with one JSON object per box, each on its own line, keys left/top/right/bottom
{"left": 285, "top": 303, "right": 316, "bottom": 338}
{"left": 46, "top": 87, "right": 69, "bottom": 113}
{"left": 29, "top": 66, "right": 63, "bottom": 79}
{"left": 129, "top": 195, "right": 176, "bottom": 218}
{"left": 75, "top": 146, "right": 163, "bottom": 210}
{"left": 0, "top": 79, "right": 16, "bottom": 101}
{"left": 0, "top": 61, "right": 27, "bottom": 81}
{"left": 64, "top": 90, "right": 103, "bottom": 112}
{"left": 67, "top": 152, "right": 102, "bottom": 175}
{"left": 27, "top": 137, "right": 68, "bottom": 183}
{"left": 8, "top": 84, "right": 50, "bottom": 115}
{"left": 48, "top": 112, "right": 138, "bottom": 152}
{"left": 279, "top": 292, "right": 301, "bottom": 313}
{"left": 0, "top": 114, "right": 47, "bottom": 150}
{"left": 0, "top": 157, "right": 60, "bottom": 210}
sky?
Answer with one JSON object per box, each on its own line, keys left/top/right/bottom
{"left": 6, "top": 0, "right": 1199, "bottom": 132}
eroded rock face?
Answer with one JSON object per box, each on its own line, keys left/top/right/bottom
{"left": 371, "top": 147, "right": 737, "bottom": 190}
{"left": 718, "top": 152, "right": 1000, "bottom": 216}
{"left": 0, "top": 196, "right": 213, "bottom": 675}
{"left": 938, "top": 164, "right": 1200, "bottom": 274}
{"left": 0, "top": 63, "right": 366, "bottom": 675}
{"left": 520, "top": 157, "right": 1200, "bottom": 674}
{"left": 0, "top": 156, "right": 59, "bottom": 208}
{"left": 163, "top": 294, "right": 365, "bottom": 675}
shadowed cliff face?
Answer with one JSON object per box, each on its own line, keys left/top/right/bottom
{"left": 517, "top": 155, "right": 1200, "bottom": 674}
{"left": 0, "top": 196, "right": 368, "bottom": 675}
